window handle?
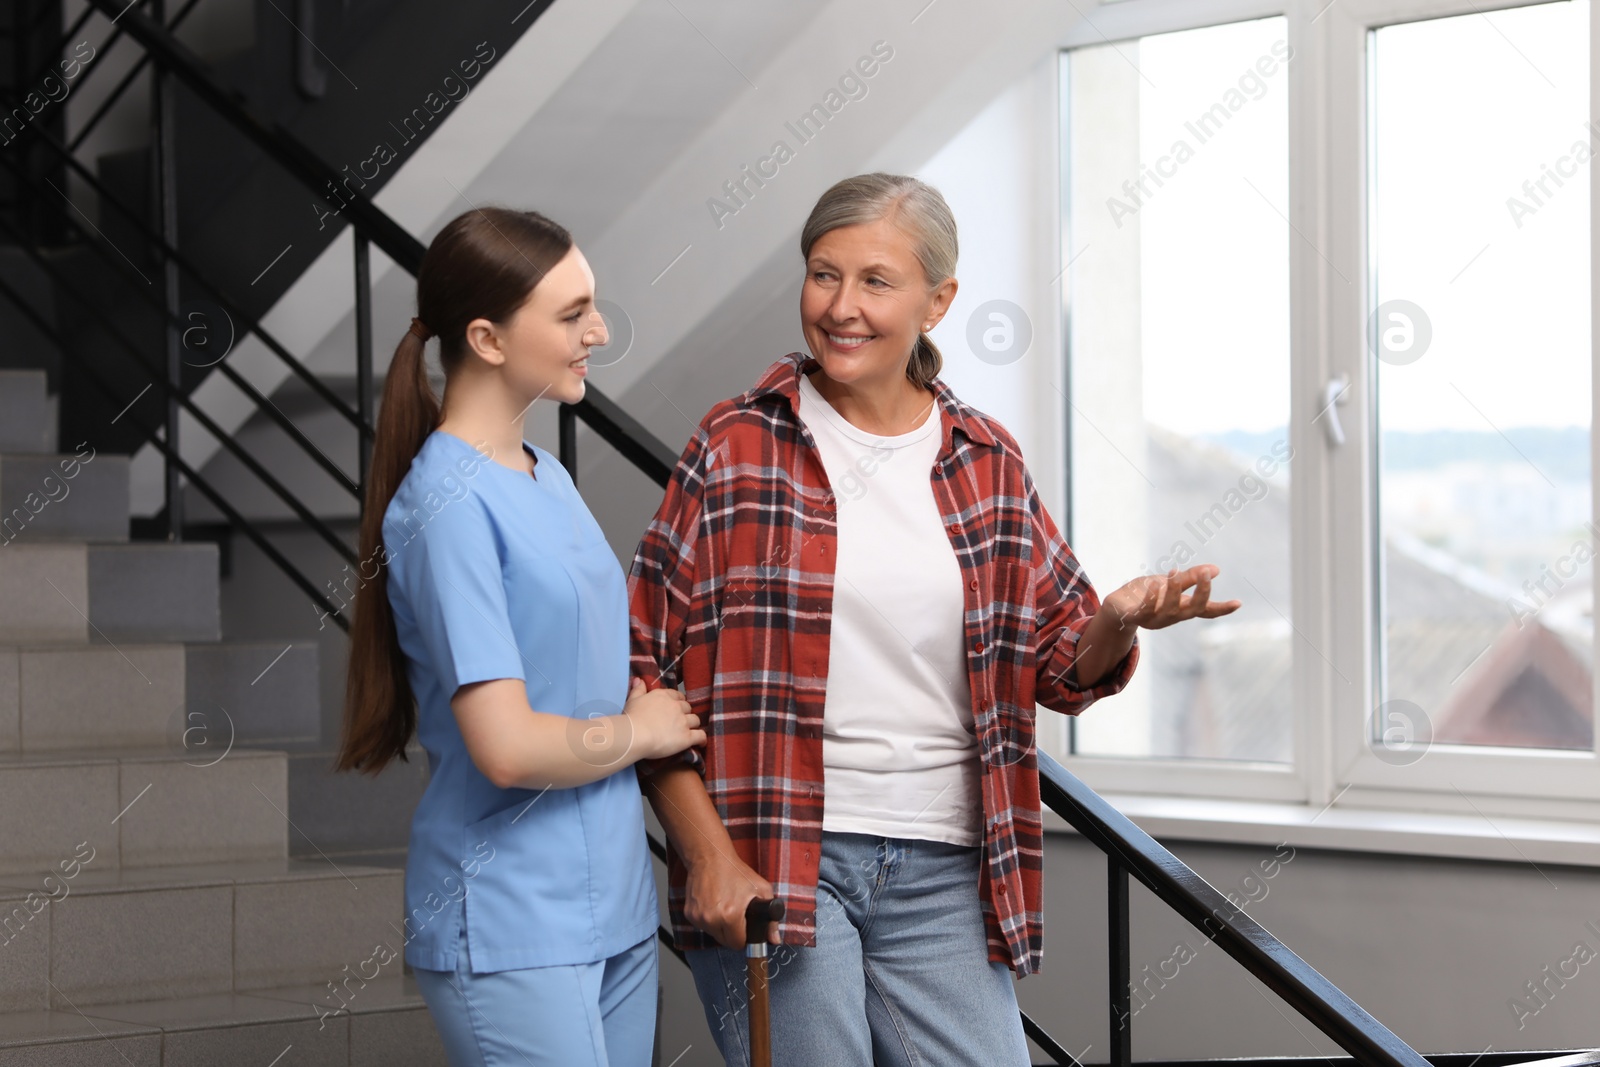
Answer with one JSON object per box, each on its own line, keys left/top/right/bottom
{"left": 1319, "top": 374, "right": 1351, "bottom": 448}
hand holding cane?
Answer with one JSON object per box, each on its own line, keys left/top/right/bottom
{"left": 744, "top": 896, "right": 785, "bottom": 1067}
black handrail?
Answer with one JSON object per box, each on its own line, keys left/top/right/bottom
{"left": 0, "top": 126, "right": 368, "bottom": 476}
{"left": 78, "top": 0, "right": 680, "bottom": 480}
{"left": 558, "top": 392, "right": 678, "bottom": 490}
{"left": 67, "top": 0, "right": 206, "bottom": 154}
{"left": 10, "top": 0, "right": 674, "bottom": 620}
{"left": 82, "top": 0, "right": 422, "bottom": 272}
{"left": 0, "top": 205, "right": 361, "bottom": 572}
{"left": 1039, "top": 750, "right": 1429, "bottom": 1066}
{"left": 1021, "top": 1011, "right": 1087, "bottom": 1067}
{"left": 19, "top": 0, "right": 133, "bottom": 92}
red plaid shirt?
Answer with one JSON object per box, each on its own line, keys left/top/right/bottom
{"left": 627, "top": 352, "right": 1138, "bottom": 976}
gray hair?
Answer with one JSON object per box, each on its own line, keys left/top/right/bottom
{"left": 799, "top": 173, "right": 958, "bottom": 390}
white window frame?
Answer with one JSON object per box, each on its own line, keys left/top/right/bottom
{"left": 1049, "top": 0, "right": 1600, "bottom": 826}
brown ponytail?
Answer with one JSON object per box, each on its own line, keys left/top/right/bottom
{"left": 336, "top": 207, "right": 574, "bottom": 774}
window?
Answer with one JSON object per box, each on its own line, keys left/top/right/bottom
{"left": 1055, "top": 0, "right": 1600, "bottom": 812}
{"left": 1063, "top": 17, "right": 1294, "bottom": 765}
{"left": 1369, "top": 3, "right": 1591, "bottom": 756}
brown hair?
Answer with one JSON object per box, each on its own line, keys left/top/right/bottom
{"left": 799, "top": 172, "right": 959, "bottom": 390}
{"left": 336, "top": 207, "right": 573, "bottom": 774}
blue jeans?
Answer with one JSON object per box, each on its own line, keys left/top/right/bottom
{"left": 415, "top": 925, "right": 657, "bottom": 1066}
{"left": 686, "top": 830, "right": 1031, "bottom": 1067}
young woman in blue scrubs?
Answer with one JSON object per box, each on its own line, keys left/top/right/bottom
{"left": 337, "top": 206, "right": 704, "bottom": 1066}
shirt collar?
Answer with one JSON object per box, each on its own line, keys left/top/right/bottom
{"left": 748, "top": 351, "right": 997, "bottom": 452}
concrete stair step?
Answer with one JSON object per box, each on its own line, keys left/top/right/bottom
{"left": 185, "top": 640, "right": 321, "bottom": 747}
{"left": 287, "top": 747, "right": 430, "bottom": 858}
{"left": 0, "top": 1008, "right": 162, "bottom": 1066}
{"left": 0, "top": 859, "right": 405, "bottom": 1014}
{"left": 0, "top": 372, "right": 54, "bottom": 455}
{"left": 0, "top": 450, "right": 128, "bottom": 546}
{"left": 0, "top": 979, "right": 442, "bottom": 1066}
{"left": 0, "top": 639, "right": 320, "bottom": 753}
{"left": 0, "top": 543, "right": 220, "bottom": 644}
{"left": 0, "top": 748, "right": 288, "bottom": 875}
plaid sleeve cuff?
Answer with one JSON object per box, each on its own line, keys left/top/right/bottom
{"left": 1057, "top": 613, "right": 1140, "bottom": 696}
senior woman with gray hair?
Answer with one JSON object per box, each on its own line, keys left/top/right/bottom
{"left": 628, "top": 172, "right": 1237, "bottom": 1065}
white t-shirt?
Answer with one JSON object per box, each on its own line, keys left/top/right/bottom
{"left": 795, "top": 370, "right": 982, "bottom": 847}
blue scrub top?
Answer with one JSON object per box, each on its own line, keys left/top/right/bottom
{"left": 383, "top": 429, "right": 658, "bottom": 973}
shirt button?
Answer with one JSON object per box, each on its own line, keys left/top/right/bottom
{"left": 947, "top": 524, "right": 960, "bottom": 535}
{"left": 804, "top": 850, "right": 812, "bottom": 861}
{"left": 969, "top": 578, "right": 979, "bottom": 591}
{"left": 997, "top": 883, "right": 1007, "bottom": 894}
{"left": 973, "top": 641, "right": 984, "bottom": 654}
{"left": 978, "top": 698, "right": 990, "bottom": 711}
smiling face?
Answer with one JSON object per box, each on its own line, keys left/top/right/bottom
{"left": 800, "top": 215, "right": 957, "bottom": 392}
{"left": 462, "top": 245, "right": 608, "bottom": 407}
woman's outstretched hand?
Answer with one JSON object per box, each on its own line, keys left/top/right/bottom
{"left": 1103, "top": 563, "right": 1241, "bottom": 631}
{"left": 1063, "top": 564, "right": 1242, "bottom": 690}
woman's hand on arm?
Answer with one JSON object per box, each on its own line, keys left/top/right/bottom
{"left": 452, "top": 677, "right": 704, "bottom": 791}
{"left": 641, "top": 763, "right": 776, "bottom": 949}
{"left": 1071, "top": 563, "right": 1242, "bottom": 688}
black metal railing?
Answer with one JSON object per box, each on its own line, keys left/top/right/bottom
{"left": 0, "top": 0, "right": 673, "bottom": 633}
{"left": 1040, "top": 751, "right": 1423, "bottom": 1066}
{"left": 87, "top": 0, "right": 678, "bottom": 486}
{"left": 1036, "top": 751, "right": 1598, "bottom": 1066}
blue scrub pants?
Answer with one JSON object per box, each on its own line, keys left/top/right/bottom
{"left": 415, "top": 926, "right": 658, "bottom": 1066}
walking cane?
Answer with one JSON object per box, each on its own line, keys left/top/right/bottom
{"left": 744, "top": 896, "right": 785, "bottom": 1067}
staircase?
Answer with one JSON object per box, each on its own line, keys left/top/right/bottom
{"left": 0, "top": 369, "right": 444, "bottom": 1065}
{"left": 56, "top": 0, "right": 551, "bottom": 465}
